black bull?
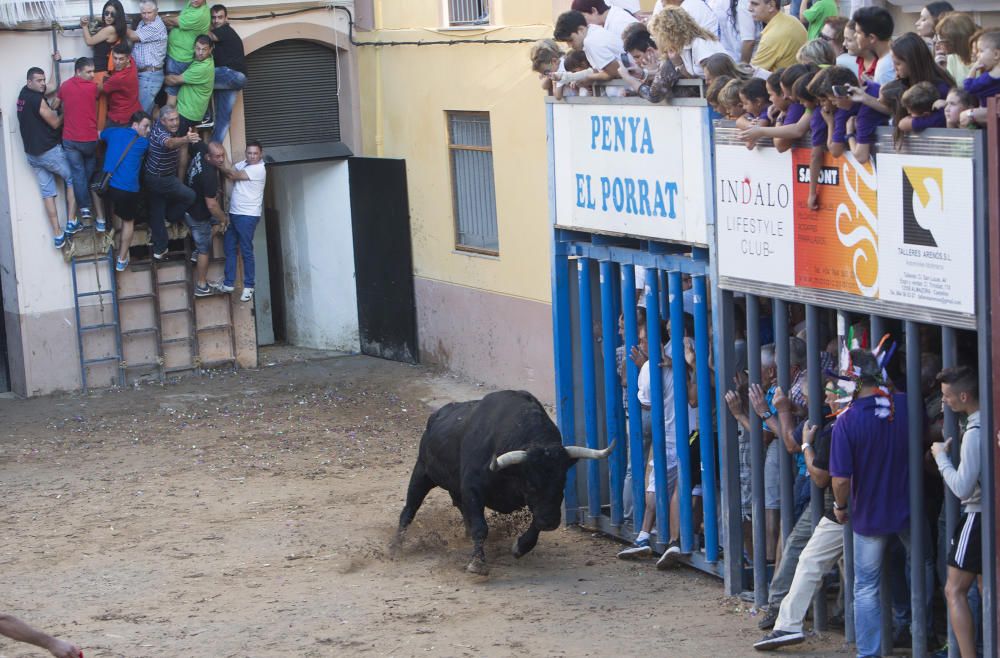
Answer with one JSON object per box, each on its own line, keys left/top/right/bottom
{"left": 394, "top": 390, "right": 613, "bottom": 575}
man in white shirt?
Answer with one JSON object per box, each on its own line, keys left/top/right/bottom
{"left": 554, "top": 11, "right": 625, "bottom": 87}
{"left": 572, "top": 0, "right": 640, "bottom": 41}
{"left": 853, "top": 6, "right": 895, "bottom": 85}
{"left": 608, "top": 0, "right": 640, "bottom": 12}
{"left": 214, "top": 139, "right": 266, "bottom": 302}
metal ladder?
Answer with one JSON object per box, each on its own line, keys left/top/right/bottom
{"left": 71, "top": 247, "right": 124, "bottom": 391}
{"left": 151, "top": 242, "right": 201, "bottom": 375}
{"left": 194, "top": 250, "right": 238, "bottom": 371}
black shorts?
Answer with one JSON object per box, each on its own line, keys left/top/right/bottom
{"left": 948, "top": 511, "right": 982, "bottom": 574}
{"left": 178, "top": 115, "right": 199, "bottom": 135}
{"left": 108, "top": 186, "right": 141, "bottom": 222}
{"left": 687, "top": 429, "right": 702, "bottom": 490}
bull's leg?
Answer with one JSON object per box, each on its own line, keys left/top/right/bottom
{"left": 512, "top": 522, "right": 541, "bottom": 559}
{"left": 462, "top": 491, "right": 490, "bottom": 575}
{"left": 393, "top": 462, "right": 435, "bottom": 554}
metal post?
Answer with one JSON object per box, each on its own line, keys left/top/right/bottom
{"left": 694, "top": 275, "right": 718, "bottom": 562}
{"left": 577, "top": 258, "right": 601, "bottom": 523}
{"left": 622, "top": 265, "right": 645, "bottom": 533}
{"left": 837, "top": 311, "right": 855, "bottom": 645}
{"left": 941, "top": 326, "right": 960, "bottom": 657}
{"left": 747, "top": 294, "right": 768, "bottom": 607}
{"left": 906, "top": 320, "right": 927, "bottom": 657}
{"left": 805, "top": 304, "right": 826, "bottom": 630}
{"left": 611, "top": 266, "right": 628, "bottom": 518}
{"left": 774, "top": 299, "right": 794, "bottom": 543}
{"left": 599, "top": 260, "right": 623, "bottom": 526}
{"left": 551, "top": 243, "right": 578, "bottom": 523}
{"left": 646, "top": 271, "right": 670, "bottom": 544}
{"left": 871, "top": 314, "right": 893, "bottom": 658}
{"left": 669, "top": 270, "right": 693, "bottom": 551}
{"left": 717, "top": 288, "right": 744, "bottom": 593}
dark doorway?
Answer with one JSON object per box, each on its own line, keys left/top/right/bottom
{"left": 349, "top": 158, "right": 418, "bottom": 363}
{"left": 0, "top": 278, "right": 9, "bottom": 393}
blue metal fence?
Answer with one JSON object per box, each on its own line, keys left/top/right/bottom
{"left": 548, "top": 93, "right": 996, "bottom": 657}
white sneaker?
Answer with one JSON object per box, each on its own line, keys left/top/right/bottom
{"left": 210, "top": 280, "right": 234, "bottom": 293}
{"left": 240, "top": 287, "right": 254, "bottom": 303}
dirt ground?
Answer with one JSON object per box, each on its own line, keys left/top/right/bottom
{"left": 0, "top": 351, "right": 852, "bottom": 657}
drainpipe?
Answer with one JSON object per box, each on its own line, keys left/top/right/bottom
{"left": 374, "top": 0, "right": 384, "bottom": 157}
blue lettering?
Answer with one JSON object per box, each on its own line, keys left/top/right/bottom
{"left": 590, "top": 116, "right": 600, "bottom": 150}
{"left": 614, "top": 117, "right": 626, "bottom": 153}
{"left": 576, "top": 173, "right": 586, "bottom": 208}
{"left": 653, "top": 182, "right": 666, "bottom": 217}
{"left": 586, "top": 175, "right": 595, "bottom": 209}
{"left": 601, "top": 116, "right": 613, "bottom": 151}
{"left": 600, "top": 176, "right": 611, "bottom": 211}
{"left": 638, "top": 179, "right": 651, "bottom": 216}
{"left": 624, "top": 177, "right": 638, "bottom": 215}
{"left": 640, "top": 118, "right": 654, "bottom": 154}
{"left": 612, "top": 178, "right": 625, "bottom": 212}
{"left": 664, "top": 181, "right": 678, "bottom": 218}
{"left": 627, "top": 117, "right": 641, "bottom": 153}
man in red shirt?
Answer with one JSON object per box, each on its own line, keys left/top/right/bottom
{"left": 102, "top": 43, "right": 142, "bottom": 129}
{"left": 56, "top": 55, "right": 104, "bottom": 229}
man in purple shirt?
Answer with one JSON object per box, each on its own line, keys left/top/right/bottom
{"left": 830, "top": 349, "right": 910, "bottom": 658}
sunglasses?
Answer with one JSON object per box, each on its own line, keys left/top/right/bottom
{"left": 103, "top": 9, "right": 116, "bottom": 15}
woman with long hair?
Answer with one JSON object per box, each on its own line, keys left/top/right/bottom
{"left": 935, "top": 12, "right": 979, "bottom": 85}
{"left": 891, "top": 31, "right": 955, "bottom": 134}
{"left": 649, "top": 5, "right": 726, "bottom": 78}
{"left": 79, "top": 0, "right": 128, "bottom": 129}
{"left": 914, "top": 1, "right": 954, "bottom": 43}
{"left": 711, "top": 0, "right": 756, "bottom": 64}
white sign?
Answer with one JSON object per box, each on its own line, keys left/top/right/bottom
{"left": 551, "top": 102, "right": 710, "bottom": 245}
{"left": 876, "top": 153, "right": 976, "bottom": 315}
{"left": 714, "top": 144, "right": 795, "bottom": 286}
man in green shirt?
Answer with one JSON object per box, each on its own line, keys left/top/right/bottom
{"left": 165, "top": 34, "right": 214, "bottom": 174}
{"left": 163, "top": 0, "right": 210, "bottom": 106}
{"left": 800, "top": 0, "right": 840, "bottom": 42}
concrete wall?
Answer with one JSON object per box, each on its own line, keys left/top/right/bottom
{"left": 357, "top": 0, "right": 559, "bottom": 401}
{"left": 268, "top": 160, "right": 359, "bottom": 352}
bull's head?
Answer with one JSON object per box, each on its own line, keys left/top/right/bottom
{"left": 489, "top": 441, "right": 615, "bottom": 530}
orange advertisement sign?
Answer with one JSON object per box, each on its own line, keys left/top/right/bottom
{"left": 791, "top": 149, "right": 879, "bottom": 298}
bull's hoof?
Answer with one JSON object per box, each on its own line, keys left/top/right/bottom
{"left": 511, "top": 540, "right": 525, "bottom": 559}
{"left": 466, "top": 557, "right": 490, "bottom": 576}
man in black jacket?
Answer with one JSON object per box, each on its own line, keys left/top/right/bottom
{"left": 209, "top": 4, "right": 246, "bottom": 142}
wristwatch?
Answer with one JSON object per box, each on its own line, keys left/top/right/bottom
{"left": 833, "top": 500, "right": 847, "bottom": 511}
{"left": 801, "top": 442, "right": 812, "bottom": 452}
{"left": 760, "top": 410, "right": 773, "bottom": 420}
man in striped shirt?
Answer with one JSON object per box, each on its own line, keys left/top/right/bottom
{"left": 142, "top": 106, "right": 198, "bottom": 259}
{"left": 128, "top": 0, "right": 167, "bottom": 114}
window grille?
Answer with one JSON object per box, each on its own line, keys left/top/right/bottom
{"left": 448, "top": 0, "right": 489, "bottom": 26}
{"left": 447, "top": 112, "right": 499, "bottom": 254}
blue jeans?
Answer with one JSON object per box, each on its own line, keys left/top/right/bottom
{"left": 789, "top": 0, "right": 802, "bottom": 19}
{"left": 853, "top": 528, "right": 935, "bottom": 657}
{"left": 224, "top": 213, "right": 260, "bottom": 288}
{"left": 137, "top": 69, "right": 164, "bottom": 114}
{"left": 164, "top": 56, "right": 190, "bottom": 97}
{"left": 62, "top": 139, "right": 97, "bottom": 211}
{"left": 212, "top": 67, "right": 247, "bottom": 142}
{"left": 25, "top": 144, "right": 73, "bottom": 198}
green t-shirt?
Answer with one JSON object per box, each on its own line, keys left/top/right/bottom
{"left": 166, "top": 1, "right": 211, "bottom": 63}
{"left": 177, "top": 56, "right": 215, "bottom": 122}
{"left": 803, "top": 0, "right": 839, "bottom": 41}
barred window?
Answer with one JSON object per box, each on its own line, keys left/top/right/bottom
{"left": 447, "top": 0, "right": 489, "bottom": 27}
{"left": 447, "top": 112, "right": 499, "bottom": 254}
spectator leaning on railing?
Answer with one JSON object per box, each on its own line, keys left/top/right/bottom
{"left": 163, "top": 0, "right": 211, "bottom": 107}
{"left": 56, "top": 56, "right": 103, "bottom": 232}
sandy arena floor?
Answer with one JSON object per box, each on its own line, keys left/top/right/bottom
{"left": 0, "top": 351, "right": 851, "bottom": 657}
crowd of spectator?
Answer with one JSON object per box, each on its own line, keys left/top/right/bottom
{"left": 16, "top": 0, "right": 260, "bottom": 302}
{"left": 534, "top": 0, "right": 1000, "bottom": 170}
{"left": 534, "top": 2, "right": 994, "bottom": 655}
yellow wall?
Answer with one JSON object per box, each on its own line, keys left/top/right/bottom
{"left": 358, "top": 1, "right": 558, "bottom": 305}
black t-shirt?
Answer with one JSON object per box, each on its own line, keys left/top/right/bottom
{"left": 212, "top": 24, "right": 246, "bottom": 74}
{"left": 795, "top": 420, "right": 837, "bottom": 523}
{"left": 186, "top": 143, "right": 220, "bottom": 221}
{"left": 17, "top": 86, "right": 60, "bottom": 156}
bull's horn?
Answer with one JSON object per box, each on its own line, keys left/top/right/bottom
{"left": 565, "top": 439, "right": 617, "bottom": 460}
{"left": 490, "top": 450, "right": 528, "bottom": 471}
